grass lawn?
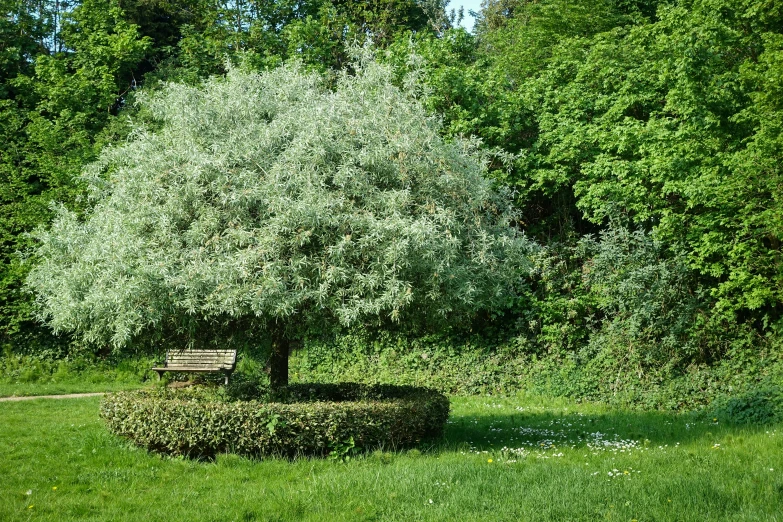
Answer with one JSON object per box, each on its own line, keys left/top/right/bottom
{"left": 1, "top": 393, "right": 781, "bottom": 521}
{"left": 0, "top": 356, "right": 153, "bottom": 398}
{"left": 0, "top": 381, "right": 145, "bottom": 398}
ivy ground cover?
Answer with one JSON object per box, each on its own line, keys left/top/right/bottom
{"left": 1, "top": 394, "right": 781, "bottom": 521}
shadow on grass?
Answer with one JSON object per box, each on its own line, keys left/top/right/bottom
{"left": 432, "top": 408, "right": 770, "bottom": 453}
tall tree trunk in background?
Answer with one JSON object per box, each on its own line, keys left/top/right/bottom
{"left": 235, "top": 0, "right": 243, "bottom": 51}
{"left": 269, "top": 332, "right": 289, "bottom": 389}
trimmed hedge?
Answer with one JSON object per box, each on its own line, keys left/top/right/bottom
{"left": 100, "top": 383, "right": 449, "bottom": 458}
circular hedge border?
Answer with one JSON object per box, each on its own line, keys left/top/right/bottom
{"left": 100, "top": 383, "right": 450, "bottom": 458}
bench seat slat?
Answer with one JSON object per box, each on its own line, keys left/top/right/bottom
{"left": 166, "top": 358, "right": 232, "bottom": 363}
{"left": 152, "top": 366, "right": 233, "bottom": 372}
{"left": 169, "top": 355, "right": 233, "bottom": 361}
{"left": 166, "top": 361, "right": 231, "bottom": 364}
{"left": 165, "top": 362, "right": 230, "bottom": 366}
{"left": 167, "top": 352, "right": 235, "bottom": 355}
{"left": 167, "top": 357, "right": 233, "bottom": 360}
{"left": 167, "top": 356, "right": 235, "bottom": 359}
{"left": 167, "top": 355, "right": 233, "bottom": 358}
{"left": 167, "top": 355, "right": 231, "bottom": 358}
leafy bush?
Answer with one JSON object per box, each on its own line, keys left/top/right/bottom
{"left": 293, "top": 328, "right": 532, "bottom": 395}
{"left": 580, "top": 227, "right": 703, "bottom": 364}
{"left": 100, "top": 383, "right": 449, "bottom": 459}
{"left": 712, "top": 386, "right": 783, "bottom": 425}
{"left": 289, "top": 320, "right": 783, "bottom": 411}
{"left": 0, "top": 351, "right": 154, "bottom": 385}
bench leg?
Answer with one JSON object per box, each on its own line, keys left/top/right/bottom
{"left": 156, "top": 371, "right": 164, "bottom": 381}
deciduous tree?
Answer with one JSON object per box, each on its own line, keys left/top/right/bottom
{"left": 27, "top": 57, "right": 533, "bottom": 386}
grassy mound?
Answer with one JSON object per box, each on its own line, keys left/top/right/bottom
{"left": 100, "top": 383, "right": 449, "bottom": 459}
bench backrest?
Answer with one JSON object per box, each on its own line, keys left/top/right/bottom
{"left": 165, "top": 349, "right": 237, "bottom": 370}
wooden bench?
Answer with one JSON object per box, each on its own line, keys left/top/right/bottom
{"left": 152, "top": 349, "right": 238, "bottom": 385}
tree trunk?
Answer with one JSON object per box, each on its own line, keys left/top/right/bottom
{"left": 269, "top": 335, "right": 290, "bottom": 389}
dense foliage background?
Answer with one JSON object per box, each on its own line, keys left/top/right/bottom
{"left": 2, "top": 0, "right": 782, "bottom": 407}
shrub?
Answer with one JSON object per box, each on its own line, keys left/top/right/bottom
{"left": 289, "top": 323, "right": 783, "bottom": 411}
{"left": 100, "top": 383, "right": 449, "bottom": 459}
{"left": 580, "top": 227, "right": 703, "bottom": 366}
{"left": 0, "top": 352, "right": 154, "bottom": 385}
{"left": 712, "top": 386, "right": 783, "bottom": 425}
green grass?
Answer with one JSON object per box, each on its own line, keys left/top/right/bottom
{"left": 1, "top": 394, "right": 782, "bottom": 521}
{"left": 0, "top": 381, "right": 145, "bottom": 397}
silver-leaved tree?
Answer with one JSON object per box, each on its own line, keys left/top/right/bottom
{"left": 27, "top": 56, "right": 534, "bottom": 388}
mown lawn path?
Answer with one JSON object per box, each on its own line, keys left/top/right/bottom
{"left": 0, "top": 392, "right": 104, "bottom": 402}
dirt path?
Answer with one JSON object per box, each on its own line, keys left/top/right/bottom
{"left": 0, "top": 392, "right": 105, "bottom": 402}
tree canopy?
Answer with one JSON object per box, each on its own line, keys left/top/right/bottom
{"left": 26, "top": 56, "right": 533, "bottom": 384}
{"left": 0, "top": 0, "right": 453, "bottom": 354}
